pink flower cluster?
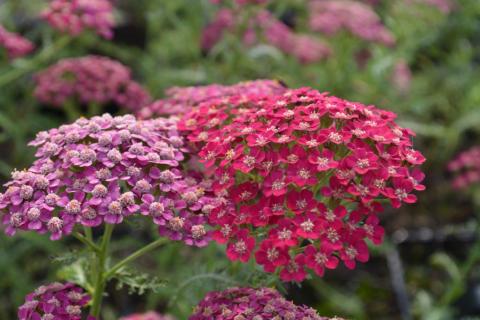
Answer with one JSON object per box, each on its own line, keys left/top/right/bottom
{"left": 0, "top": 25, "right": 34, "bottom": 59}
{"left": 201, "top": 9, "right": 331, "bottom": 64}
{"left": 0, "top": 114, "right": 218, "bottom": 246}
{"left": 34, "top": 55, "right": 151, "bottom": 112}
{"left": 309, "top": 0, "right": 395, "bottom": 46}
{"left": 41, "top": 0, "right": 115, "bottom": 39}
{"left": 448, "top": 146, "right": 480, "bottom": 189}
{"left": 138, "top": 80, "right": 286, "bottom": 118}
{"left": 179, "top": 86, "right": 425, "bottom": 281}
{"left": 190, "top": 287, "right": 343, "bottom": 320}
{"left": 120, "top": 312, "right": 175, "bottom": 320}
{"left": 18, "top": 282, "right": 94, "bottom": 320}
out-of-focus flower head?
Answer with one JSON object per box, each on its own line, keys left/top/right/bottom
{"left": 0, "top": 114, "right": 219, "bottom": 246}
{"left": 0, "top": 25, "right": 34, "bottom": 59}
{"left": 120, "top": 312, "right": 175, "bottom": 320}
{"left": 179, "top": 85, "right": 425, "bottom": 281}
{"left": 18, "top": 282, "right": 94, "bottom": 320}
{"left": 41, "top": 0, "right": 115, "bottom": 39}
{"left": 34, "top": 55, "right": 151, "bottom": 112}
{"left": 449, "top": 146, "right": 480, "bottom": 189}
{"left": 391, "top": 59, "right": 412, "bottom": 94}
{"left": 189, "top": 287, "right": 344, "bottom": 319}
{"left": 138, "top": 79, "right": 286, "bottom": 118}
{"left": 309, "top": 0, "right": 395, "bottom": 46}
{"left": 202, "top": 9, "right": 331, "bottom": 64}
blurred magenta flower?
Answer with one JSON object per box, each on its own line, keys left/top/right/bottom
{"left": 138, "top": 79, "right": 286, "bottom": 118}
{"left": 41, "top": 0, "right": 115, "bottom": 39}
{"left": 34, "top": 55, "right": 151, "bottom": 112}
{"left": 190, "top": 287, "right": 344, "bottom": 319}
{"left": 120, "top": 312, "right": 175, "bottom": 320}
{"left": 179, "top": 85, "right": 425, "bottom": 281}
{"left": 18, "top": 282, "right": 94, "bottom": 320}
{"left": 391, "top": 59, "right": 412, "bottom": 94}
{"left": 0, "top": 25, "right": 34, "bottom": 59}
{"left": 0, "top": 114, "right": 219, "bottom": 245}
{"left": 449, "top": 146, "right": 480, "bottom": 189}
{"left": 309, "top": 0, "right": 395, "bottom": 46}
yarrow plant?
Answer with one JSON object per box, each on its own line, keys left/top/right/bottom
{"left": 179, "top": 86, "right": 425, "bottom": 281}
{"left": 448, "top": 146, "right": 480, "bottom": 189}
{"left": 34, "top": 55, "right": 151, "bottom": 114}
{"left": 18, "top": 282, "right": 93, "bottom": 320}
{"left": 138, "top": 80, "right": 286, "bottom": 118}
{"left": 0, "top": 25, "right": 34, "bottom": 60}
{"left": 41, "top": 0, "right": 115, "bottom": 39}
{"left": 189, "top": 287, "right": 344, "bottom": 320}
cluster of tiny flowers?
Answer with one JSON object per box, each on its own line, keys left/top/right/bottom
{"left": 120, "top": 312, "right": 176, "bottom": 320}
{"left": 189, "top": 287, "right": 343, "bottom": 320}
{"left": 18, "top": 282, "right": 94, "bottom": 320}
{"left": 34, "top": 55, "right": 151, "bottom": 112}
{"left": 179, "top": 86, "right": 425, "bottom": 281}
{"left": 448, "top": 146, "right": 480, "bottom": 189}
{"left": 309, "top": 0, "right": 395, "bottom": 46}
{"left": 138, "top": 80, "right": 286, "bottom": 118}
{"left": 0, "top": 25, "right": 34, "bottom": 59}
{"left": 0, "top": 114, "right": 218, "bottom": 246}
{"left": 41, "top": 0, "right": 115, "bottom": 39}
{"left": 201, "top": 9, "right": 331, "bottom": 64}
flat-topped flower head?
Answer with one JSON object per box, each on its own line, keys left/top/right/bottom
{"left": 120, "top": 312, "right": 176, "bottom": 320}
{"left": 179, "top": 85, "right": 425, "bottom": 281}
{"left": 138, "top": 80, "right": 286, "bottom": 118}
{"left": 189, "top": 287, "right": 344, "bottom": 320}
{"left": 41, "top": 0, "right": 115, "bottom": 38}
{"left": 34, "top": 55, "right": 151, "bottom": 112}
{"left": 0, "top": 114, "right": 218, "bottom": 246}
{"left": 0, "top": 25, "right": 34, "bottom": 59}
{"left": 449, "top": 146, "right": 480, "bottom": 189}
{"left": 18, "top": 282, "right": 94, "bottom": 320}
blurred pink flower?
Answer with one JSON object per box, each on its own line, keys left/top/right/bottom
{"left": 449, "top": 146, "right": 480, "bottom": 189}
{"left": 0, "top": 25, "right": 34, "bottom": 59}
{"left": 120, "top": 312, "right": 175, "bottom": 320}
{"left": 391, "top": 59, "right": 412, "bottom": 94}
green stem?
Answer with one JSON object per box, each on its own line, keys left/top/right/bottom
{"left": 90, "top": 224, "right": 114, "bottom": 318}
{"left": 104, "top": 237, "right": 169, "bottom": 280}
{"left": 73, "top": 231, "right": 100, "bottom": 253}
{"left": 0, "top": 36, "right": 71, "bottom": 88}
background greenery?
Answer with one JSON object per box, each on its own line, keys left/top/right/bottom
{"left": 1, "top": 0, "right": 480, "bottom": 319}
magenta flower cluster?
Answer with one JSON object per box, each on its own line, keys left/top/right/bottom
{"left": 120, "top": 312, "right": 175, "bottom": 320}
{"left": 309, "top": 0, "right": 395, "bottom": 46}
{"left": 189, "top": 287, "right": 343, "bottom": 320}
{"left": 449, "top": 146, "right": 480, "bottom": 189}
{"left": 201, "top": 9, "right": 331, "bottom": 64}
{"left": 0, "top": 25, "right": 34, "bottom": 59}
{"left": 18, "top": 282, "right": 94, "bottom": 320}
{"left": 41, "top": 0, "right": 115, "bottom": 39}
{"left": 0, "top": 114, "right": 217, "bottom": 246}
{"left": 179, "top": 86, "right": 425, "bottom": 281}
{"left": 138, "top": 80, "right": 286, "bottom": 118}
{"left": 34, "top": 55, "right": 151, "bottom": 112}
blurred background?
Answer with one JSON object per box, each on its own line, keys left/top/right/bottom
{"left": 1, "top": 0, "right": 480, "bottom": 319}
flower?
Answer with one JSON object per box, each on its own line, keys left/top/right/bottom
{"left": 189, "top": 287, "right": 344, "bottom": 320}
{"left": 0, "top": 25, "right": 34, "bottom": 59}
{"left": 34, "top": 55, "right": 151, "bottom": 112}
{"left": 41, "top": 0, "right": 115, "bottom": 38}
{"left": 120, "top": 312, "right": 175, "bottom": 320}
{"left": 309, "top": 0, "right": 395, "bottom": 46}
{"left": 0, "top": 114, "right": 219, "bottom": 246}
{"left": 138, "top": 79, "right": 286, "bottom": 118}
{"left": 18, "top": 282, "right": 94, "bottom": 320}
{"left": 179, "top": 85, "right": 425, "bottom": 281}
{"left": 449, "top": 146, "right": 480, "bottom": 189}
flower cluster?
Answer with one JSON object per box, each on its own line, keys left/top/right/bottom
{"left": 0, "top": 25, "right": 34, "bottom": 59}
{"left": 179, "top": 86, "right": 425, "bottom": 281}
{"left": 190, "top": 287, "right": 343, "bottom": 320}
{"left": 34, "top": 55, "right": 151, "bottom": 112}
{"left": 448, "top": 146, "right": 480, "bottom": 189}
{"left": 18, "top": 282, "right": 93, "bottom": 320}
{"left": 0, "top": 114, "right": 218, "bottom": 246}
{"left": 41, "top": 0, "right": 115, "bottom": 39}
{"left": 309, "top": 0, "right": 395, "bottom": 46}
{"left": 201, "top": 9, "right": 331, "bottom": 64}
{"left": 138, "top": 80, "right": 286, "bottom": 118}
{"left": 120, "top": 312, "right": 175, "bottom": 320}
